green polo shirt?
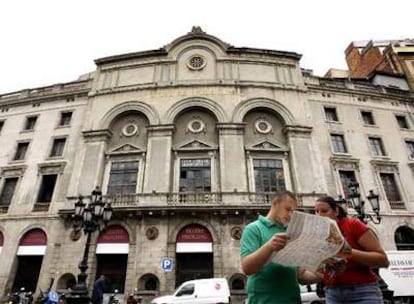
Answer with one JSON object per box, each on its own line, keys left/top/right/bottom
{"left": 241, "top": 215, "right": 301, "bottom": 304}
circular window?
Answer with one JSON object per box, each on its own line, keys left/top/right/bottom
{"left": 187, "top": 55, "right": 206, "bottom": 70}
{"left": 122, "top": 123, "right": 139, "bottom": 137}
{"left": 254, "top": 119, "right": 272, "bottom": 134}
{"left": 187, "top": 118, "right": 205, "bottom": 133}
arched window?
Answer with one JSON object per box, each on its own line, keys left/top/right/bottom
{"left": 395, "top": 226, "right": 414, "bottom": 250}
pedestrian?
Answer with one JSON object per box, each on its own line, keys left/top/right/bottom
{"left": 240, "top": 190, "right": 321, "bottom": 304}
{"left": 91, "top": 275, "right": 106, "bottom": 304}
{"left": 314, "top": 196, "right": 389, "bottom": 303}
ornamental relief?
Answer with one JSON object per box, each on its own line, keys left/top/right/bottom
{"left": 146, "top": 226, "right": 159, "bottom": 240}
{"left": 231, "top": 226, "right": 242, "bottom": 240}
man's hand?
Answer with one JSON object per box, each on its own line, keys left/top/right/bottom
{"left": 266, "top": 232, "right": 289, "bottom": 252}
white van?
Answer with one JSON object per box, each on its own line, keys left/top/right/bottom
{"left": 151, "top": 278, "right": 231, "bottom": 304}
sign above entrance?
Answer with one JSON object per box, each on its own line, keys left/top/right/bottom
{"left": 96, "top": 225, "right": 129, "bottom": 254}
{"left": 176, "top": 224, "right": 213, "bottom": 253}
{"left": 17, "top": 228, "right": 47, "bottom": 256}
{"left": 177, "top": 224, "right": 213, "bottom": 243}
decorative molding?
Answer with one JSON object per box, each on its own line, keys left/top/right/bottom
{"left": 38, "top": 161, "right": 67, "bottom": 175}
{"left": 330, "top": 157, "right": 360, "bottom": 171}
{"left": 254, "top": 118, "right": 272, "bottom": 135}
{"left": 82, "top": 129, "right": 112, "bottom": 142}
{"left": 147, "top": 125, "right": 175, "bottom": 137}
{"left": 146, "top": 226, "right": 159, "bottom": 240}
{"left": 370, "top": 159, "right": 399, "bottom": 173}
{"left": 187, "top": 118, "right": 206, "bottom": 134}
{"left": 283, "top": 125, "right": 313, "bottom": 138}
{"left": 121, "top": 123, "right": 139, "bottom": 137}
{"left": 187, "top": 55, "right": 207, "bottom": 71}
{"left": 231, "top": 226, "right": 242, "bottom": 240}
{"left": 0, "top": 164, "right": 27, "bottom": 177}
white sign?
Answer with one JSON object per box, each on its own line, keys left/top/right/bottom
{"left": 380, "top": 250, "right": 414, "bottom": 297}
{"left": 160, "top": 258, "right": 174, "bottom": 272}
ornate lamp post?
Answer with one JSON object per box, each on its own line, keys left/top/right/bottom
{"left": 66, "top": 187, "right": 113, "bottom": 304}
{"left": 346, "top": 182, "right": 394, "bottom": 302}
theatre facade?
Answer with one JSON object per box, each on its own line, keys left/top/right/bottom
{"left": 0, "top": 27, "right": 413, "bottom": 301}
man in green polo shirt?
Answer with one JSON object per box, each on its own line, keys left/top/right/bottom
{"left": 240, "top": 190, "right": 319, "bottom": 304}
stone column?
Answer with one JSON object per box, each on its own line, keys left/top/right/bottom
{"left": 217, "top": 123, "right": 247, "bottom": 193}
{"left": 143, "top": 125, "right": 174, "bottom": 193}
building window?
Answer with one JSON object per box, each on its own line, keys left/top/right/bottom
{"left": 179, "top": 159, "right": 211, "bottom": 192}
{"left": 107, "top": 161, "right": 139, "bottom": 195}
{"left": 36, "top": 174, "right": 57, "bottom": 203}
{"left": 14, "top": 142, "right": 30, "bottom": 160}
{"left": 338, "top": 170, "right": 356, "bottom": 199}
{"left": 324, "top": 107, "right": 339, "bottom": 122}
{"left": 330, "top": 134, "right": 347, "bottom": 153}
{"left": 380, "top": 173, "right": 404, "bottom": 209}
{"left": 59, "top": 112, "right": 72, "bottom": 126}
{"left": 369, "top": 137, "right": 386, "bottom": 156}
{"left": 0, "top": 177, "right": 18, "bottom": 207}
{"left": 50, "top": 138, "right": 66, "bottom": 157}
{"left": 0, "top": 120, "right": 4, "bottom": 134}
{"left": 253, "top": 159, "right": 285, "bottom": 192}
{"left": 396, "top": 115, "right": 409, "bottom": 129}
{"left": 405, "top": 140, "right": 414, "bottom": 159}
{"left": 24, "top": 116, "right": 38, "bottom": 131}
{"left": 361, "top": 111, "right": 375, "bottom": 125}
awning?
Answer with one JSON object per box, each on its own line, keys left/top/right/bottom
{"left": 96, "top": 225, "right": 129, "bottom": 255}
{"left": 17, "top": 228, "right": 47, "bottom": 256}
{"left": 176, "top": 242, "right": 212, "bottom": 253}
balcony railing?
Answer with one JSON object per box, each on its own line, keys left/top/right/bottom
{"left": 167, "top": 192, "right": 222, "bottom": 205}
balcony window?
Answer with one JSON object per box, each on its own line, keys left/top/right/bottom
{"left": 107, "top": 161, "right": 139, "bottom": 195}
{"left": 179, "top": 159, "right": 211, "bottom": 192}
{"left": 36, "top": 174, "right": 57, "bottom": 203}
{"left": 330, "top": 134, "right": 347, "bottom": 153}
{"left": 380, "top": 173, "right": 404, "bottom": 209}
{"left": 396, "top": 115, "right": 409, "bottom": 129}
{"left": 361, "top": 111, "right": 375, "bottom": 125}
{"left": 406, "top": 140, "right": 414, "bottom": 159}
{"left": 24, "top": 116, "right": 37, "bottom": 131}
{"left": 59, "top": 112, "right": 72, "bottom": 126}
{"left": 324, "top": 107, "right": 339, "bottom": 122}
{"left": 0, "top": 177, "right": 18, "bottom": 207}
{"left": 253, "top": 159, "right": 285, "bottom": 192}
{"left": 50, "top": 138, "right": 66, "bottom": 157}
{"left": 369, "top": 137, "right": 386, "bottom": 156}
{"left": 0, "top": 120, "right": 4, "bottom": 134}
{"left": 14, "top": 142, "right": 30, "bottom": 160}
{"left": 338, "top": 170, "right": 356, "bottom": 199}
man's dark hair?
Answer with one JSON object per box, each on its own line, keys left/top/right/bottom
{"left": 272, "top": 190, "right": 297, "bottom": 204}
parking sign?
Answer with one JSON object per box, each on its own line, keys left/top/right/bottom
{"left": 160, "top": 257, "right": 174, "bottom": 272}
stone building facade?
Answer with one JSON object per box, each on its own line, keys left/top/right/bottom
{"left": 0, "top": 27, "right": 413, "bottom": 302}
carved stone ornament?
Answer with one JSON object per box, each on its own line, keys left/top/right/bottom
{"left": 187, "top": 55, "right": 206, "bottom": 70}
{"left": 254, "top": 119, "right": 272, "bottom": 134}
{"left": 70, "top": 229, "right": 82, "bottom": 241}
{"left": 187, "top": 118, "right": 205, "bottom": 134}
{"left": 121, "top": 123, "right": 139, "bottom": 137}
{"left": 231, "top": 226, "right": 242, "bottom": 240}
{"left": 146, "top": 226, "right": 159, "bottom": 240}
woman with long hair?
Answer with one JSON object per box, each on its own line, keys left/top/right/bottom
{"left": 314, "top": 196, "right": 389, "bottom": 304}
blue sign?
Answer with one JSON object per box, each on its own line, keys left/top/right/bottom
{"left": 160, "top": 258, "right": 174, "bottom": 272}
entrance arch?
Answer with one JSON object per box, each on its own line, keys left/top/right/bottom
{"left": 13, "top": 228, "right": 47, "bottom": 292}
{"left": 395, "top": 226, "right": 414, "bottom": 250}
{"left": 96, "top": 225, "right": 129, "bottom": 293}
{"left": 175, "top": 224, "right": 213, "bottom": 286}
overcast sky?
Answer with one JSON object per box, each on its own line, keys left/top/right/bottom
{"left": 0, "top": 0, "right": 412, "bottom": 94}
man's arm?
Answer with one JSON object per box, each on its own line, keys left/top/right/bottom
{"left": 241, "top": 233, "right": 288, "bottom": 275}
{"left": 297, "top": 268, "right": 322, "bottom": 285}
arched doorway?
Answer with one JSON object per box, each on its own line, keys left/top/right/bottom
{"left": 96, "top": 225, "right": 129, "bottom": 293}
{"left": 175, "top": 224, "right": 213, "bottom": 286}
{"left": 395, "top": 226, "right": 414, "bottom": 250}
{"left": 12, "top": 228, "right": 47, "bottom": 292}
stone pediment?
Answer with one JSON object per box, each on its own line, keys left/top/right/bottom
{"left": 247, "top": 139, "right": 286, "bottom": 151}
{"left": 176, "top": 139, "right": 216, "bottom": 150}
{"left": 109, "top": 144, "right": 142, "bottom": 154}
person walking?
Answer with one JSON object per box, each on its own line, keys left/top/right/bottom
{"left": 240, "top": 190, "right": 320, "bottom": 304}
{"left": 91, "top": 275, "right": 106, "bottom": 304}
{"left": 314, "top": 196, "right": 389, "bottom": 303}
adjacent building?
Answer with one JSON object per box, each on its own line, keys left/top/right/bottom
{"left": 0, "top": 27, "right": 413, "bottom": 302}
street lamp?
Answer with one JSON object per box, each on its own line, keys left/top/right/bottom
{"left": 346, "top": 182, "right": 393, "bottom": 302}
{"left": 67, "top": 187, "right": 113, "bottom": 304}
{"left": 347, "top": 182, "right": 381, "bottom": 224}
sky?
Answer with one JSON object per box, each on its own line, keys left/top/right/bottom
{"left": 0, "top": 0, "right": 412, "bottom": 94}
